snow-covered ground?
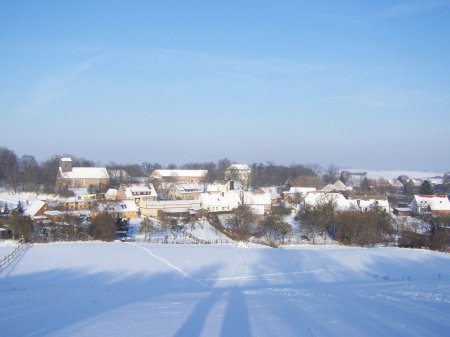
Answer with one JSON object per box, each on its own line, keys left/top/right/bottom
{"left": 189, "top": 220, "right": 232, "bottom": 243}
{"left": 0, "top": 190, "right": 57, "bottom": 212}
{"left": 131, "top": 217, "right": 233, "bottom": 244}
{"left": 1, "top": 242, "right": 449, "bottom": 337}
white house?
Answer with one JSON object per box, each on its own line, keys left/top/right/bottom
{"left": 199, "top": 191, "right": 241, "bottom": 213}
{"left": 117, "top": 184, "right": 158, "bottom": 205}
{"left": 256, "top": 187, "right": 280, "bottom": 205}
{"left": 243, "top": 191, "right": 271, "bottom": 215}
{"left": 345, "top": 198, "right": 390, "bottom": 213}
{"left": 166, "top": 183, "right": 204, "bottom": 200}
{"left": 93, "top": 200, "right": 139, "bottom": 219}
{"left": 304, "top": 191, "right": 389, "bottom": 213}
{"left": 304, "top": 192, "right": 347, "bottom": 209}
{"left": 199, "top": 190, "right": 271, "bottom": 215}
{"left": 282, "top": 187, "right": 316, "bottom": 202}
{"left": 410, "top": 195, "right": 450, "bottom": 215}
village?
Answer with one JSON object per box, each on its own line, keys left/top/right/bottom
{"left": 1, "top": 156, "right": 449, "bottom": 250}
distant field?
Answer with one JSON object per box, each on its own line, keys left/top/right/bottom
{"left": 345, "top": 169, "right": 445, "bottom": 180}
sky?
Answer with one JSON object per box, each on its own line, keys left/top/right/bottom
{"left": 1, "top": 0, "right": 449, "bottom": 171}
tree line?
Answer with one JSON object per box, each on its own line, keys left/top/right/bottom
{"left": 0, "top": 146, "right": 326, "bottom": 193}
{"left": 0, "top": 147, "right": 96, "bottom": 193}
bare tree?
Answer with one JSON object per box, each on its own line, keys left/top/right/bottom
{"left": 139, "top": 217, "right": 157, "bottom": 242}
{"left": 291, "top": 175, "right": 322, "bottom": 188}
{"left": 227, "top": 205, "right": 257, "bottom": 240}
{"left": 259, "top": 214, "right": 292, "bottom": 245}
{"left": 19, "top": 155, "right": 40, "bottom": 192}
{"left": 322, "top": 164, "right": 339, "bottom": 184}
{"left": 0, "top": 147, "right": 20, "bottom": 191}
{"left": 305, "top": 163, "right": 322, "bottom": 177}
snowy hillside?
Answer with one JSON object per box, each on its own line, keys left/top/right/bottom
{"left": 1, "top": 242, "right": 450, "bottom": 337}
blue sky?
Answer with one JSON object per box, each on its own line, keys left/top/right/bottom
{"left": 1, "top": 0, "right": 449, "bottom": 171}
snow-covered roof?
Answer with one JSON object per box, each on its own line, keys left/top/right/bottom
{"left": 69, "top": 188, "right": 89, "bottom": 196}
{"left": 206, "top": 181, "right": 245, "bottom": 193}
{"left": 304, "top": 192, "right": 347, "bottom": 208}
{"left": 98, "top": 200, "right": 139, "bottom": 213}
{"left": 333, "top": 180, "right": 349, "bottom": 190}
{"left": 145, "top": 200, "right": 201, "bottom": 207}
{"left": 59, "top": 167, "right": 109, "bottom": 180}
{"left": 395, "top": 207, "right": 412, "bottom": 212}
{"left": 304, "top": 191, "right": 388, "bottom": 212}
{"left": 243, "top": 191, "right": 271, "bottom": 206}
{"left": 376, "top": 199, "right": 390, "bottom": 209}
{"left": 389, "top": 179, "right": 404, "bottom": 188}
{"left": 321, "top": 180, "right": 351, "bottom": 192}
{"left": 409, "top": 179, "right": 423, "bottom": 187}
{"left": 170, "top": 183, "right": 204, "bottom": 193}
{"left": 199, "top": 192, "right": 241, "bottom": 208}
{"left": 44, "top": 210, "right": 64, "bottom": 217}
{"left": 105, "top": 189, "right": 118, "bottom": 200}
{"left": 151, "top": 170, "right": 208, "bottom": 178}
{"left": 206, "top": 183, "right": 225, "bottom": 193}
{"left": 288, "top": 187, "right": 316, "bottom": 195}
{"left": 125, "top": 184, "right": 157, "bottom": 198}
{"left": 428, "top": 178, "right": 444, "bottom": 185}
{"left": 321, "top": 184, "right": 336, "bottom": 192}
{"left": 342, "top": 199, "right": 389, "bottom": 212}
{"left": 258, "top": 187, "right": 280, "bottom": 200}
{"left": 25, "top": 200, "right": 46, "bottom": 216}
{"left": 61, "top": 196, "right": 95, "bottom": 203}
{"left": 227, "top": 164, "right": 251, "bottom": 171}
{"left": 411, "top": 195, "right": 450, "bottom": 211}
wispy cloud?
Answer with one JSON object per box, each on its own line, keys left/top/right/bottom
{"left": 114, "top": 46, "right": 332, "bottom": 82}
{"left": 21, "top": 55, "right": 104, "bottom": 115}
{"left": 379, "top": 0, "right": 450, "bottom": 18}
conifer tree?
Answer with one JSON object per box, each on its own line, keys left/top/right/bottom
{"left": 419, "top": 180, "right": 434, "bottom": 195}
{"left": 3, "top": 202, "right": 10, "bottom": 215}
{"left": 16, "top": 201, "right": 24, "bottom": 215}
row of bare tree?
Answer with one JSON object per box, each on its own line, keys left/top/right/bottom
{"left": 0, "top": 146, "right": 332, "bottom": 194}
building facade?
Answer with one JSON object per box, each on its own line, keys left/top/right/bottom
{"left": 56, "top": 158, "right": 110, "bottom": 189}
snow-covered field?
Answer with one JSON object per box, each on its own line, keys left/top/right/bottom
{"left": 345, "top": 169, "right": 444, "bottom": 180}
{"left": 1, "top": 242, "right": 450, "bottom": 337}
